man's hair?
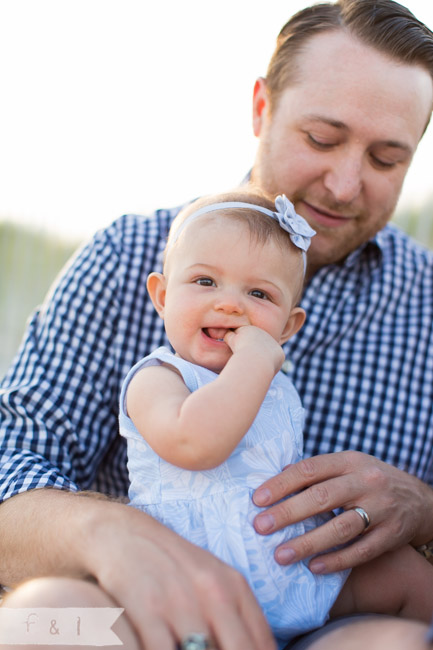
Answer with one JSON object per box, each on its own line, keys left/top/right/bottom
{"left": 266, "top": 0, "right": 433, "bottom": 110}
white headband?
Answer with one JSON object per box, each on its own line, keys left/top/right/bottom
{"left": 169, "top": 194, "right": 316, "bottom": 274}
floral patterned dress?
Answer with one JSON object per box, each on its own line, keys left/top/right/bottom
{"left": 119, "top": 347, "right": 347, "bottom": 646}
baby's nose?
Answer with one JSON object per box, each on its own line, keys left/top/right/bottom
{"left": 214, "top": 290, "right": 244, "bottom": 314}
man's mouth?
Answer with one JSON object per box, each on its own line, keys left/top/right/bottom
{"left": 299, "top": 200, "right": 357, "bottom": 227}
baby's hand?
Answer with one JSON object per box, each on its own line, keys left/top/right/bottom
{"left": 224, "top": 326, "right": 285, "bottom": 373}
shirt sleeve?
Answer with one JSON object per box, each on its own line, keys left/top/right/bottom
{"left": 0, "top": 223, "right": 124, "bottom": 502}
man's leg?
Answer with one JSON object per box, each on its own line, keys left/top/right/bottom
{"left": 288, "top": 615, "right": 433, "bottom": 650}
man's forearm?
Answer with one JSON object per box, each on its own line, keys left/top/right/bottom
{"left": 0, "top": 488, "right": 121, "bottom": 586}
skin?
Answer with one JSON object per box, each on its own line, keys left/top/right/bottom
{"left": 151, "top": 215, "right": 304, "bottom": 372}
{"left": 130, "top": 214, "right": 433, "bottom": 631}
{"left": 251, "top": 31, "right": 433, "bottom": 277}
{"left": 3, "top": 26, "right": 433, "bottom": 650}
{"left": 250, "top": 30, "right": 433, "bottom": 575}
{"left": 127, "top": 215, "right": 305, "bottom": 470}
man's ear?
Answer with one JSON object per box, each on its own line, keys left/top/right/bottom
{"left": 146, "top": 272, "right": 167, "bottom": 319}
{"left": 252, "top": 77, "right": 269, "bottom": 137}
{"left": 280, "top": 307, "right": 306, "bottom": 344}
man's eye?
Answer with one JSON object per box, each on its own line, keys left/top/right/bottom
{"left": 370, "top": 154, "right": 397, "bottom": 169}
{"left": 195, "top": 277, "right": 215, "bottom": 286}
{"left": 250, "top": 289, "right": 268, "bottom": 300}
{"left": 307, "top": 134, "right": 335, "bottom": 150}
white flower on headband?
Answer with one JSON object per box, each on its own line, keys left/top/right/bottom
{"left": 168, "top": 193, "right": 316, "bottom": 275}
{"left": 274, "top": 195, "right": 316, "bottom": 253}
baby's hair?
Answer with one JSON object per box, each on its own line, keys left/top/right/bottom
{"left": 165, "top": 186, "right": 304, "bottom": 265}
{"left": 164, "top": 186, "right": 307, "bottom": 304}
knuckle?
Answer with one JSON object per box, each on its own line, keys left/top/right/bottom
{"left": 337, "top": 450, "right": 358, "bottom": 471}
{"left": 297, "top": 535, "right": 316, "bottom": 558}
{"left": 226, "top": 565, "right": 248, "bottom": 590}
{"left": 354, "top": 541, "right": 375, "bottom": 564}
{"left": 277, "top": 498, "right": 294, "bottom": 521}
{"left": 194, "top": 567, "right": 222, "bottom": 594}
{"left": 333, "top": 515, "right": 355, "bottom": 542}
{"left": 388, "top": 517, "right": 407, "bottom": 540}
{"left": 273, "top": 471, "right": 291, "bottom": 494}
{"left": 309, "top": 483, "right": 330, "bottom": 508}
{"left": 340, "top": 540, "right": 375, "bottom": 570}
{"left": 331, "top": 554, "right": 348, "bottom": 572}
{"left": 195, "top": 565, "right": 244, "bottom": 604}
{"left": 362, "top": 465, "right": 386, "bottom": 490}
{"left": 297, "top": 458, "right": 317, "bottom": 480}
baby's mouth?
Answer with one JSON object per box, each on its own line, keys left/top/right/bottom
{"left": 203, "top": 327, "right": 230, "bottom": 341}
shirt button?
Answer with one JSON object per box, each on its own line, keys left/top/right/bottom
{"left": 281, "top": 359, "right": 293, "bottom": 375}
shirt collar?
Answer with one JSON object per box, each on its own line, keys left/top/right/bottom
{"left": 342, "top": 229, "right": 386, "bottom": 269}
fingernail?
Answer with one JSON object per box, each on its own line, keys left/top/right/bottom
{"left": 275, "top": 548, "right": 296, "bottom": 564}
{"left": 254, "top": 513, "right": 275, "bottom": 533}
{"left": 309, "top": 561, "right": 326, "bottom": 574}
{"left": 253, "top": 488, "right": 272, "bottom": 506}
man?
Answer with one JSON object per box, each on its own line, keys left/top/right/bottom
{"left": 1, "top": 1, "right": 433, "bottom": 649}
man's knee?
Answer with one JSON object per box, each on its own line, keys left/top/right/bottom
{"left": 2, "top": 576, "right": 112, "bottom": 608}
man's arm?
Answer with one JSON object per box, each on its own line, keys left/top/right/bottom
{"left": 0, "top": 225, "right": 127, "bottom": 502}
{"left": 0, "top": 213, "right": 276, "bottom": 649}
{"left": 0, "top": 488, "right": 276, "bottom": 650}
{"left": 252, "top": 450, "right": 433, "bottom": 573}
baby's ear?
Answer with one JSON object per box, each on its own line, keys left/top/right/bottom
{"left": 147, "top": 272, "right": 167, "bottom": 319}
{"left": 280, "top": 307, "right": 306, "bottom": 344}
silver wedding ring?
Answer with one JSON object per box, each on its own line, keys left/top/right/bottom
{"left": 180, "top": 633, "right": 215, "bottom": 650}
{"left": 352, "top": 506, "right": 371, "bottom": 530}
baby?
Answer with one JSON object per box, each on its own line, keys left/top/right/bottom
{"left": 119, "top": 189, "right": 433, "bottom": 648}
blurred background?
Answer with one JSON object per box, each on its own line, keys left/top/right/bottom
{"left": 1, "top": 0, "right": 433, "bottom": 376}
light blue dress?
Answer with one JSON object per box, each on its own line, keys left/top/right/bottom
{"left": 119, "top": 347, "right": 348, "bottom": 647}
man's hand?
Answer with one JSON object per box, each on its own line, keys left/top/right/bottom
{"left": 0, "top": 489, "right": 276, "bottom": 650}
{"left": 88, "top": 502, "right": 276, "bottom": 650}
{"left": 252, "top": 451, "right": 433, "bottom": 574}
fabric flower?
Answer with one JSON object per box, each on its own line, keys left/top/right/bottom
{"left": 274, "top": 195, "right": 316, "bottom": 253}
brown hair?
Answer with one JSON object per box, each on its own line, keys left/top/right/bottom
{"left": 266, "top": 0, "right": 433, "bottom": 110}
{"left": 164, "top": 187, "right": 306, "bottom": 298}
{"left": 167, "top": 186, "right": 300, "bottom": 255}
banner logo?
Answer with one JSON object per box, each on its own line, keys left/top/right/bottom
{"left": 0, "top": 608, "right": 124, "bottom": 645}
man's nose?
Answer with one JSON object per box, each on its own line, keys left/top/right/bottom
{"left": 323, "top": 153, "right": 363, "bottom": 204}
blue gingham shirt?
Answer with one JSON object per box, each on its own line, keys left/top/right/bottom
{"left": 1, "top": 206, "right": 433, "bottom": 500}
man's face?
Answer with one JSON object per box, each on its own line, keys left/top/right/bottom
{"left": 251, "top": 30, "right": 433, "bottom": 274}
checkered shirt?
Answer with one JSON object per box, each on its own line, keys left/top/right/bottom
{"left": 1, "top": 206, "right": 433, "bottom": 500}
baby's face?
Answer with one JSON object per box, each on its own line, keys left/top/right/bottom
{"left": 160, "top": 215, "right": 303, "bottom": 372}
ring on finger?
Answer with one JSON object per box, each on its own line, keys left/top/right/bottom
{"left": 180, "top": 633, "right": 216, "bottom": 650}
{"left": 351, "top": 506, "right": 371, "bottom": 530}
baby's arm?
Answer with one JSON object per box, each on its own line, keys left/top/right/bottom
{"left": 331, "top": 544, "right": 433, "bottom": 623}
{"left": 126, "top": 326, "right": 285, "bottom": 470}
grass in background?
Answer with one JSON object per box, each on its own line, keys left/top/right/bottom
{"left": 1, "top": 198, "right": 433, "bottom": 377}
{"left": 393, "top": 196, "right": 433, "bottom": 249}
{"left": 0, "top": 221, "right": 81, "bottom": 377}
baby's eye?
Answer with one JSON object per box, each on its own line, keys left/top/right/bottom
{"left": 250, "top": 289, "right": 269, "bottom": 300}
{"left": 195, "top": 277, "right": 215, "bottom": 287}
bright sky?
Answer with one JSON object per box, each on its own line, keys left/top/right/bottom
{"left": 1, "top": 0, "right": 433, "bottom": 240}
